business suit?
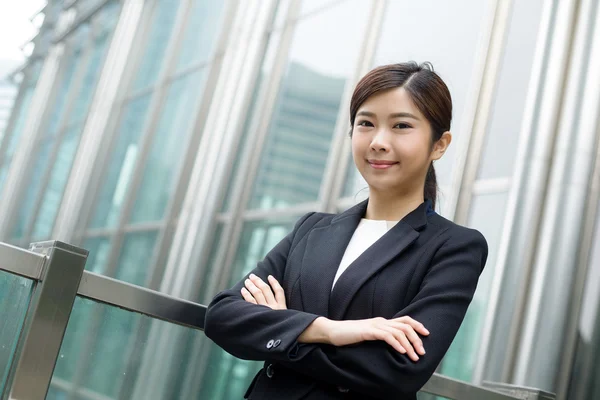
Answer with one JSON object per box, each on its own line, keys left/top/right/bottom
{"left": 204, "top": 199, "right": 488, "bottom": 399}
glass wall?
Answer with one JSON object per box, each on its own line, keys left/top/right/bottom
{"left": 0, "top": 61, "right": 43, "bottom": 191}
{"left": 47, "top": 0, "right": 228, "bottom": 398}
{"left": 77, "top": 0, "right": 226, "bottom": 288}
{"left": 5, "top": 0, "right": 600, "bottom": 398}
{"left": 7, "top": 2, "right": 121, "bottom": 247}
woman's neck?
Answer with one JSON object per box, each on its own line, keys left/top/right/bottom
{"left": 364, "top": 190, "right": 424, "bottom": 221}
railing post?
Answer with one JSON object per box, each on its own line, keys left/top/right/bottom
{"left": 4, "top": 241, "right": 88, "bottom": 400}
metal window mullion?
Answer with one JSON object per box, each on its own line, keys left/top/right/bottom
{"left": 92, "top": 1, "right": 199, "bottom": 398}
{"left": 474, "top": 0, "right": 577, "bottom": 384}
{"left": 142, "top": 0, "right": 243, "bottom": 294}
{"left": 23, "top": 30, "right": 97, "bottom": 245}
{"left": 170, "top": 3, "right": 303, "bottom": 399}
{"left": 556, "top": 109, "right": 600, "bottom": 398}
{"left": 53, "top": 0, "right": 113, "bottom": 44}
{"left": 514, "top": 0, "right": 600, "bottom": 388}
{"left": 59, "top": 2, "right": 184, "bottom": 398}
{"left": 0, "top": 67, "right": 36, "bottom": 167}
{"left": 6, "top": 241, "right": 88, "bottom": 400}
{"left": 59, "top": 0, "right": 152, "bottom": 244}
{"left": 451, "top": 0, "right": 514, "bottom": 225}
{"left": 213, "top": 0, "right": 302, "bottom": 298}
{"left": 0, "top": 44, "right": 66, "bottom": 240}
{"left": 100, "top": 0, "right": 194, "bottom": 282}
{"left": 320, "top": 0, "right": 387, "bottom": 213}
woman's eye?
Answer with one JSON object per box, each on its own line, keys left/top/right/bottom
{"left": 357, "top": 120, "right": 373, "bottom": 127}
{"left": 394, "top": 122, "right": 411, "bottom": 129}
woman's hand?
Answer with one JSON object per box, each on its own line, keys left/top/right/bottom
{"left": 300, "top": 316, "right": 429, "bottom": 362}
{"left": 241, "top": 274, "right": 287, "bottom": 310}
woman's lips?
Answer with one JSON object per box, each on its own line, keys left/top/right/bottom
{"left": 368, "top": 160, "right": 398, "bottom": 169}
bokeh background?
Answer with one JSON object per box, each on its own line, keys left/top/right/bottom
{"left": 0, "top": 1, "right": 600, "bottom": 399}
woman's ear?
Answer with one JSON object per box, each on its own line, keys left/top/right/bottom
{"left": 431, "top": 131, "right": 452, "bottom": 161}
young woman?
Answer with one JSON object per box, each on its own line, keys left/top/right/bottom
{"left": 204, "top": 62, "right": 488, "bottom": 400}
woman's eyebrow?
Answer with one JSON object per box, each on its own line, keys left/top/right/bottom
{"left": 389, "top": 112, "right": 420, "bottom": 120}
{"left": 356, "top": 111, "right": 420, "bottom": 120}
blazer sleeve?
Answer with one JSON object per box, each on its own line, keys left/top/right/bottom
{"left": 279, "top": 228, "right": 488, "bottom": 397}
{"left": 204, "top": 212, "right": 322, "bottom": 361}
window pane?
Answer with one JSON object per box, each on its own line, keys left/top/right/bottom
{"left": 0, "top": 272, "right": 34, "bottom": 393}
{"left": 567, "top": 195, "right": 600, "bottom": 399}
{"left": 229, "top": 219, "right": 296, "bottom": 287}
{"left": 194, "top": 218, "right": 296, "bottom": 399}
{"left": 133, "top": 0, "right": 181, "bottom": 91}
{"left": 44, "top": 27, "right": 89, "bottom": 140}
{"left": 89, "top": 95, "right": 151, "bottom": 229}
{"left": 114, "top": 231, "right": 158, "bottom": 286}
{"left": 68, "top": 6, "right": 119, "bottom": 126}
{"left": 10, "top": 138, "right": 54, "bottom": 241}
{"left": 176, "top": 0, "right": 226, "bottom": 71}
{"left": 49, "top": 298, "right": 210, "bottom": 400}
{"left": 247, "top": 0, "right": 370, "bottom": 210}
{"left": 197, "top": 222, "right": 224, "bottom": 304}
{"left": 50, "top": 296, "right": 94, "bottom": 385}
{"left": 129, "top": 69, "right": 207, "bottom": 224}
{"left": 82, "top": 236, "right": 111, "bottom": 275}
{"left": 478, "top": 0, "right": 544, "bottom": 179}
{"left": 373, "top": 0, "right": 489, "bottom": 186}
{"left": 439, "top": 191, "right": 508, "bottom": 381}
{"left": 31, "top": 126, "right": 81, "bottom": 240}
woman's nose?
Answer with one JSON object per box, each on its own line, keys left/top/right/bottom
{"left": 370, "top": 130, "right": 391, "bottom": 152}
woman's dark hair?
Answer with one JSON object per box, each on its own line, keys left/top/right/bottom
{"left": 349, "top": 62, "right": 452, "bottom": 209}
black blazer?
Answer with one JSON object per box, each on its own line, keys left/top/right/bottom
{"left": 204, "top": 199, "right": 488, "bottom": 399}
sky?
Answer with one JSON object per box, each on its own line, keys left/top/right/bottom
{"left": 0, "top": 1, "right": 47, "bottom": 63}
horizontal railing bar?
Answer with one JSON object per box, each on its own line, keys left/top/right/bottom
{"left": 421, "top": 373, "right": 519, "bottom": 399}
{"left": 76, "top": 271, "right": 206, "bottom": 330}
{"left": 0, "top": 241, "right": 46, "bottom": 280}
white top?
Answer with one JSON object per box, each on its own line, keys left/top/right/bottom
{"left": 332, "top": 219, "right": 399, "bottom": 289}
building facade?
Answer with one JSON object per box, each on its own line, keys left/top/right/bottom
{"left": 1, "top": 0, "right": 600, "bottom": 399}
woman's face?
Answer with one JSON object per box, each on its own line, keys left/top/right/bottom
{"left": 351, "top": 86, "right": 447, "bottom": 197}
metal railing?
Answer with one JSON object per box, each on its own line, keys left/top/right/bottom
{"left": 0, "top": 241, "right": 556, "bottom": 400}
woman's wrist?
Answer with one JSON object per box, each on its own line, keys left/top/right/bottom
{"left": 298, "top": 316, "right": 333, "bottom": 344}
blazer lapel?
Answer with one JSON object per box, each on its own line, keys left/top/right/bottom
{"left": 298, "top": 200, "right": 368, "bottom": 316}
{"left": 328, "top": 201, "right": 430, "bottom": 320}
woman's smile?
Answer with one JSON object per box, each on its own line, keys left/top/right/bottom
{"left": 367, "top": 159, "right": 398, "bottom": 169}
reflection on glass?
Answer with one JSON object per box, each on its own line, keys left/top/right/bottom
{"left": 114, "top": 231, "right": 158, "bottom": 286}
{"left": 81, "top": 236, "right": 111, "bottom": 275}
{"left": 89, "top": 95, "right": 151, "bottom": 229}
{"left": 197, "top": 223, "right": 223, "bottom": 304}
{"left": 567, "top": 195, "right": 600, "bottom": 399}
{"left": 0, "top": 271, "right": 33, "bottom": 394}
{"left": 221, "top": 30, "right": 283, "bottom": 212}
{"left": 176, "top": 0, "right": 225, "bottom": 71}
{"left": 10, "top": 139, "right": 54, "bottom": 241}
{"left": 32, "top": 126, "right": 82, "bottom": 240}
{"left": 229, "top": 219, "right": 295, "bottom": 286}
{"left": 440, "top": 191, "right": 508, "bottom": 381}
{"left": 51, "top": 297, "right": 94, "bottom": 386}
{"left": 133, "top": 0, "right": 181, "bottom": 91}
{"left": 478, "top": 0, "right": 544, "bottom": 179}
{"left": 247, "top": 0, "right": 369, "bottom": 210}
{"left": 47, "top": 298, "right": 205, "bottom": 400}
{"left": 129, "top": 70, "right": 207, "bottom": 224}
{"left": 195, "top": 218, "right": 295, "bottom": 398}
{"left": 373, "top": 0, "right": 487, "bottom": 186}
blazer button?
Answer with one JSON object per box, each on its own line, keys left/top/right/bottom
{"left": 266, "top": 339, "right": 275, "bottom": 349}
{"left": 337, "top": 386, "right": 350, "bottom": 393}
{"left": 266, "top": 363, "right": 275, "bottom": 378}
{"left": 273, "top": 339, "right": 281, "bottom": 348}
